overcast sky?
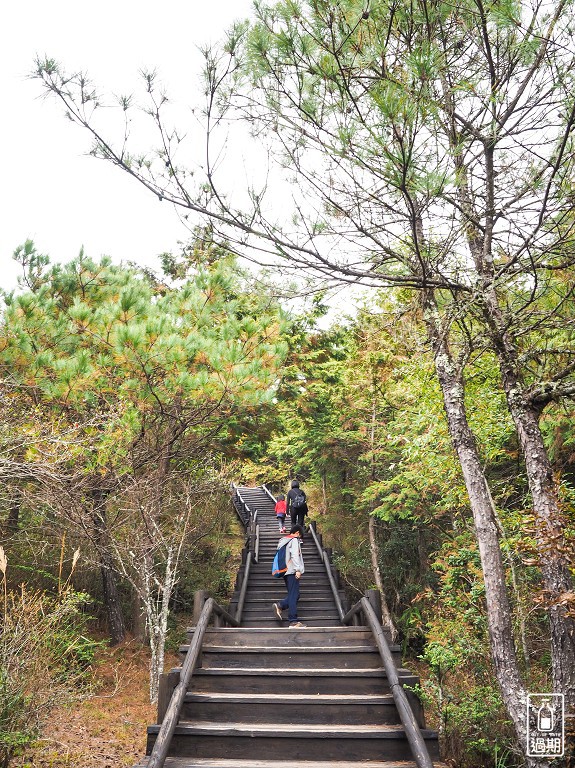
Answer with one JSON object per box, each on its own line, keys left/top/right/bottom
{"left": 0, "top": 0, "right": 256, "bottom": 292}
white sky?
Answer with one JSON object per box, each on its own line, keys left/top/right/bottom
{"left": 0, "top": 0, "right": 256, "bottom": 293}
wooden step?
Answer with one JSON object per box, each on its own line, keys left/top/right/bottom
{"left": 181, "top": 692, "right": 403, "bottom": 725}
{"left": 197, "top": 645, "right": 400, "bottom": 669}
{"left": 146, "top": 722, "right": 440, "bottom": 761}
{"left": 248, "top": 564, "right": 331, "bottom": 574}
{"left": 239, "top": 617, "right": 343, "bottom": 627}
{"left": 241, "top": 582, "right": 336, "bottom": 592}
{"left": 240, "top": 595, "right": 337, "bottom": 606}
{"left": 189, "top": 666, "right": 420, "bottom": 695}
{"left": 244, "top": 578, "right": 338, "bottom": 588}
{"left": 240, "top": 607, "right": 341, "bottom": 620}
{"left": 138, "top": 759, "right": 437, "bottom": 768}
{"left": 256, "top": 543, "right": 319, "bottom": 550}
{"left": 236, "top": 575, "right": 334, "bottom": 583}
{"left": 198, "top": 627, "right": 384, "bottom": 647}
{"left": 238, "top": 588, "right": 337, "bottom": 600}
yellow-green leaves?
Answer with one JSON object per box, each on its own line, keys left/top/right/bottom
{"left": 0, "top": 249, "right": 287, "bottom": 475}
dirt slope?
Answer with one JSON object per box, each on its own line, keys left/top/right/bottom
{"left": 13, "top": 640, "right": 167, "bottom": 768}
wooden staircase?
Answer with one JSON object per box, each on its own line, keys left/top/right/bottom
{"left": 138, "top": 485, "right": 441, "bottom": 768}
{"left": 228, "top": 484, "right": 345, "bottom": 627}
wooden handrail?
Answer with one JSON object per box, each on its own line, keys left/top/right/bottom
{"left": 308, "top": 523, "right": 345, "bottom": 621}
{"left": 255, "top": 523, "right": 260, "bottom": 564}
{"left": 235, "top": 551, "right": 252, "bottom": 623}
{"left": 323, "top": 551, "right": 345, "bottom": 621}
{"left": 341, "top": 598, "right": 363, "bottom": 626}
{"left": 148, "top": 597, "right": 238, "bottom": 768}
{"left": 344, "top": 597, "right": 434, "bottom": 768}
{"left": 213, "top": 601, "right": 240, "bottom": 628}
{"left": 308, "top": 521, "right": 324, "bottom": 559}
{"left": 233, "top": 488, "right": 252, "bottom": 527}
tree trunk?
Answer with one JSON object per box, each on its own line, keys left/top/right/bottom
{"left": 6, "top": 503, "right": 20, "bottom": 533}
{"left": 368, "top": 514, "right": 396, "bottom": 639}
{"left": 444, "top": 87, "right": 575, "bottom": 730}
{"left": 423, "top": 296, "right": 529, "bottom": 753}
{"left": 367, "top": 387, "right": 396, "bottom": 639}
{"left": 145, "top": 547, "right": 176, "bottom": 704}
{"left": 132, "top": 583, "right": 147, "bottom": 643}
{"left": 482, "top": 291, "right": 575, "bottom": 727}
{"left": 91, "top": 488, "right": 126, "bottom": 646}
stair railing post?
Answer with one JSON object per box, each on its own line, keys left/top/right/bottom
{"left": 308, "top": 521, "right": 325, "bottom": 559}
{"left": 365, "top": 588, "right": 383, "bottom": 624}
{"left": 192, "top": 590, "right": 208, "bottom": 625}
{"left": 156, "top": 669, "right": 180, "bottom": 724}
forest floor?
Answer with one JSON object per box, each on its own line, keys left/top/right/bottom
{"left": 13, "top": 639, "right": 173, "bottom": 768}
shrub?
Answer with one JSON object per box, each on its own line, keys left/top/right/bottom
{"left": 0, "top": 547, "right": 100, "bottom": 768}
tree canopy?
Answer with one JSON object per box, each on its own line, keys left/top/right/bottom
{"left": 8, "top": 0, "right": 575, "bottom": 763}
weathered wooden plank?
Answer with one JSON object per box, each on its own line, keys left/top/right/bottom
{"left": 157, "top": 669, "right": 180, "bottom": 724}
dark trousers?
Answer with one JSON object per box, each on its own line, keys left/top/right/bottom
{"left": 290, "top": 509, "right": 305, "bottom": 528}
{"left": 279, "top": 573, "right": 300, "bottom": 623}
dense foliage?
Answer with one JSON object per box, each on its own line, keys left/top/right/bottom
{"left": 1, "top": 237, "right": 574, "bottom": 765}
{"left": 239, "top": 295, "right": 574, "bottom": 766}
{"left": 0, "top": 242, "right": 288, "bottom": 704}
{"left": 9, "top": 0, "right": 575, "bottom": 763}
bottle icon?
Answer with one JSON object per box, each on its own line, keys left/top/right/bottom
{"left": 538, "top": 699, "right": 554, "bottom": 731}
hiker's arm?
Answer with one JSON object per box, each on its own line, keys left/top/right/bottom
{"left": 290, "top": 542, "right": 304, "bottom": 574}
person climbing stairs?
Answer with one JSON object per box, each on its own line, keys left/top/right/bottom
{"left": 139, "top": 484, "right": 441, "bottom": 768}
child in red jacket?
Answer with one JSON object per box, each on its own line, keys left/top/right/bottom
{"left": 275, "top": 494, "right": 287, "bottom": 532}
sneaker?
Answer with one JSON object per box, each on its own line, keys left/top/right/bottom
{"left": 288, "top": 622, "right": 307, "bottom": 628}
{"left": 272, "top": 603, "right": 283, "bottom": 621}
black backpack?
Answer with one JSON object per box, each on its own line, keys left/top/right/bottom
{"left": 291, "top": 490, "right": 306, "bottom": 510}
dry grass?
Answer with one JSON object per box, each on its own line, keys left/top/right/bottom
{"left": 12, "top": 639, "right": 176, "bottom": 768}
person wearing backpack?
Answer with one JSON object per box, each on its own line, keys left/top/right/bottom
{"left": 287, "top": 479, "right": 307, "bottom": 529}
{"left": 272, "top": 524, "right": 306, "bottom": 628}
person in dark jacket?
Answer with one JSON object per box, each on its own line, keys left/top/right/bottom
{"left": 286, "top": 479, "right": 307, "bottom": 528}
